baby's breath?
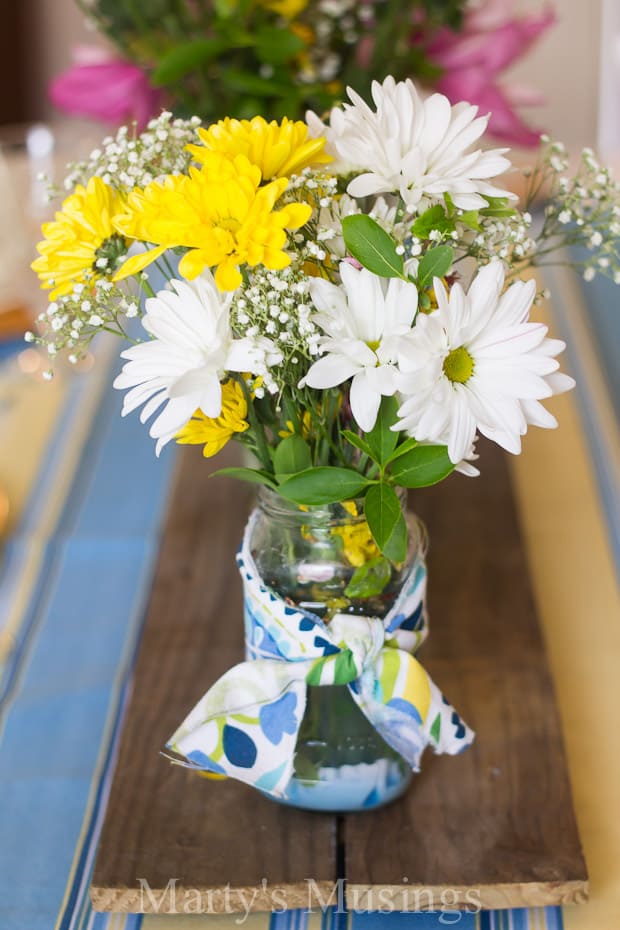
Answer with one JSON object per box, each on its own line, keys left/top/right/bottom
{"left": 519, "top": 139, "right": 620, "bottom": 281}
{"left": 62, "top": 112, "right": 201, "bottom": 194}
{"left": 231, "top": 265, "right": 320, "bottom": 396}
{"left": 26, "top": 277, "right": 141, "bottom": 362}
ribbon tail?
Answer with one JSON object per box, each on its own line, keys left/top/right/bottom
{"left": 166, "top": 658, "right": 311, "bottom": 797}
{"left": 350, "top": 648, "right": 475, "bottom": 771}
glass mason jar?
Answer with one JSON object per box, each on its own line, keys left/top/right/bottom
{"left": 245, "top": 487, "right": 427, "bottom": 812}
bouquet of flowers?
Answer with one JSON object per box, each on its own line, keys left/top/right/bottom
{"left": 52, "top": 0, "right": 553, "bottom": 144}
{"left": 32, "top": 77, "right": 620, "bottom": 572}
{"left": 30, "top": 77, "right": 620, "bottom": 804}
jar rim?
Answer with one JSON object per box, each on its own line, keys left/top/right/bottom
{"left": 255, "top": 485, "right": 428, "bottom": 559}
{"left": 257, "top": 485, "right": 407, "bottom": 523}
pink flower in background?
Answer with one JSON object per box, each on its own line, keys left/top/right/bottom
{"left": 423, "top": 0, "right": 555, "bottom": 147}
{"left": 49, "top": 46, "right": 161, "bottom": 131}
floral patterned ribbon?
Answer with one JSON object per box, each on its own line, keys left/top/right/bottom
{"left": 166, "top": 510, "right": 474, "bottom": 798}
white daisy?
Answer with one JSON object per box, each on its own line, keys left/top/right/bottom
{"left": 300, "top": 263, "right": 418, "bottom": 431}
{"left": 312, "top": 77, "right": 514, "bottom": 212}
{"left": 395, "top": 262, "right": 575, "bottom": 463}
{"left": 113, "top": 271, "right": 280, "bottom": 454}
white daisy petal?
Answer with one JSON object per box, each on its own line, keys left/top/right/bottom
{"left": 113, "top": 270, "right": 278, "bottom": 454}
{"left": 350, "top": 371, "right": 383, "bottom": 432}
{"left": 396, "top": 263, "right": 574, "bottom": 463}
{"left": 302, "top": 353, "right": 361, "bottom": 389}
{"left": 319, "top": 77, "right": 513, "bottom": 213}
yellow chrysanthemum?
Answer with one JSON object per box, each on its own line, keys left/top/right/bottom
{"left": 175, "top": 380, "right": 249, "bottom": 457}
{"left": 113, "top": 152, "right": 312, "bottom": 291}
{"left": 278, "top": 411, "right": 312, "bottom": 439}
{"left": 259, "top": 0, "right": 309, "bottom": 16}
{"left": 32, "top": 177, "right": 127, "bottom": 299}
{"left": 420, "top": 277, "right": 449, "bottom": 314}
{"left": 187, "top": 116, "right": 331, "bottom": 182}
{"left": 332, "top": 519, "right": 379, "bottom": 568}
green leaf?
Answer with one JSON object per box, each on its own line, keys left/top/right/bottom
{"left": 480, "top": 196, "right": 516, "bottom": 218}
{"left": 278, "top": 467, "right": 370, "bottom": 505}
{"left": 211, "top": 467, "right": 277, "bottom": 489}
{"left": 342, "top": 430, "right": 375, "bottom": 461}
{"left": 459, "top": 210, "right": 482, "bottom": 232}
{"left": 416, "top": 245, "right": 454, "bottom": 288}
{"left": 411, "top": 204, "right": 453, "bottom": 239}
{"left": 386, "top": 437, "right": 418, "bottom": 464}
{"left": 364, "top": 483, "right": 407, "bottom": 563}
{"left": 152, "top": 39, "right": 227, "bottom": 85}
{"left": 365, "top": 395, "right": 399, "bottom": 465}
{"left": 430, "top": 713, "right": 441, "bottom": 743}
{"left": 342, "top": 215, "right": 405, "bottom": 279}
{"left": 273, "top": 436, "right": 312, "bottom": 481}
{"left": 389, "top": 444, "right": 455, "bottom": 488}
{"left": 220, "top": 68, "right": 292, "bottom": 98}
{"left": 256, "top": 26, "right": 305, "bottom": 64}
{"left": 344, "top": 556, "right": 392, "bottom": 599}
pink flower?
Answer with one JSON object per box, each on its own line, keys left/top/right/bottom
{"left": 49, "top": 46, "right": 161, "bottom": 131}
{"left": 423, "top": 1, "right": 555, "bottom": 147}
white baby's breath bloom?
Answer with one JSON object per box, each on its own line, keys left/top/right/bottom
{"left": 113, "top": 271, "right": 281, "bottom": 454}
{"left": 311, "top": 77, "right": 514, "bottom": 212}
{"left": 395, "top": 262, "right": 575, "bottom": 463}
{"left": 300, "top": 263, "right": 418, "bottom": 431}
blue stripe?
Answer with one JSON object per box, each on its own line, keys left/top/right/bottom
{"left": 0, "top": 349, "right": 176, "bottom": 930}
{"left": 544, "top": 264, "right": 620, "bottom": 578}
{"left": 575, "top": 269, "right": 620, "bottom": 421}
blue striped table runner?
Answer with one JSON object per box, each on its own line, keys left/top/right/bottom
{"left": 0, "top": 340, "right": 566, "bottom": 930}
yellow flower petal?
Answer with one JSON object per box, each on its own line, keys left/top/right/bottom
{"left": 113, "top": 244, "right": 169, "bottom": 281}
{"left": 178, "top": 249, "right": 210, "bottom": 281}
{"left": 190, "top": 116, "right": 331, "bottom": 181}
{"left": 280, "top": 202, "right": 313, "bottom": 229}
{"left": 32, "top": 176, "right": 127, "bottom": 297}
{"left": 215, "top": 260, "right": 243, "bottom": 291}
{"left": 176, "top": 381, "right": 249, "bottom": 457}
{"left": 112, "top": 157, "right": 308, "bottom": 291}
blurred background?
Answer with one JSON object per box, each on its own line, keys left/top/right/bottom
{"left": 1, "top": 0, "right": 606, "bottom": 141}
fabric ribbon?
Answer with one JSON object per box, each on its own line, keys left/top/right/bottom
{"left": 167, "top": 510, "right": 474, "bottom": 798}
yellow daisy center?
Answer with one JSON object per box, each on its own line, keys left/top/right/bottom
{"left": 217, "top": 217, "right": 242, "bottom": 235}
{"left": 443, "top": 346, "right": 474, "bottom": 384}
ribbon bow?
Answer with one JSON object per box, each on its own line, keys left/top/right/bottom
{"left": 167, "top": 511, "right": 474, "bottom": 798}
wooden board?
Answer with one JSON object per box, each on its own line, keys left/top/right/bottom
{"left": 90, "top": 446, "right": 338, "bottom": 914}
{"left": 91, "top": 441, "right": 587, "bottom": 914}
{"left": 344, "top": 441, "right": 588, "bottom": 911}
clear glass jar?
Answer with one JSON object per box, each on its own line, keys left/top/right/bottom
{"left": 245, "top": 487, "right": 425, "bottom": 812}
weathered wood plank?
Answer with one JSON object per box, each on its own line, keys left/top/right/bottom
{"left": 343, "top": 441, "right": 588, "bottom": 910}
{"left": 91, "top": 440, "right": 587, "bottom": 914}
{"left": 90, "top": 446, "right": 338, "bottom": 914}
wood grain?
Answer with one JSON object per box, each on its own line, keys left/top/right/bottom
{"left": 90, "top": 446, "right": 337, "bottom": 914}
{"left": 344, "top": 440, "right": 588, "bottom": 910}
{"left": 91, "top": 440, "right": 587, "bottom": 914}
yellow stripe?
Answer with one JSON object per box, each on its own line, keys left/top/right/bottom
{"left": 141, "top": 912, "right": 272, "bottom": 928}
{"left": 511, "top": 272, "right": 620, "bottom": 930}
{"left": 0, "top": 356, "right": 68, "bottom": 536}
{"left": 0, "top": 336, "right": 117, "bottom": 667}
